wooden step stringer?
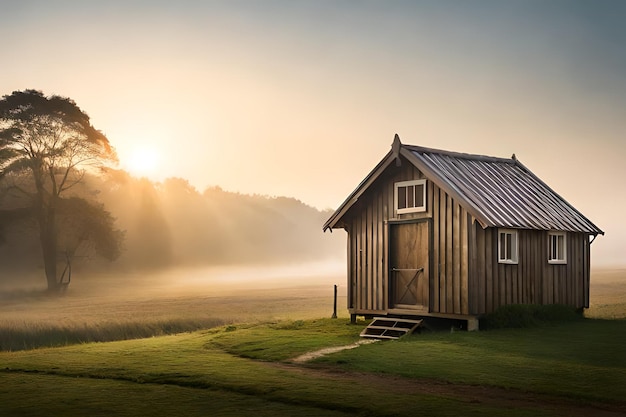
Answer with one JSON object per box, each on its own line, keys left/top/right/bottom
{"left": 360, "top": 317, "right": 423, "bottom": 340}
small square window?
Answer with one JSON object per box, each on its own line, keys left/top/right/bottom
{"left": 548, "top": 232, "right": 567, "bottom": 264}
{"left": 498, "top": 229, "right": 518, "bottom": 264}
{"left": 394, "top": 179, "right": 426, "bottom": 214}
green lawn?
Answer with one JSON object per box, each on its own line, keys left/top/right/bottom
{"left": 1, "top": 326, "right": 503, "bottom": 417}
{"left": 2, "top": 318, "right": 626, "bottom": 416}
{"left": 0, "top": 372, "right": 351, "bottom": 417}
{"left": 314, "top": 319, "right": 626, "bottom": 403}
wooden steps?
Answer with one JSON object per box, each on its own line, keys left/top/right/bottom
{"left": 360, "top": 317, "right": 423, "bottom": 340}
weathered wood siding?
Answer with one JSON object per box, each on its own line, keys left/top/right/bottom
{"left": 344, "top": 156, "right": 591, "bottom": 317}
{"left": 468, "top": 227, "right": 591, "bottom": 314}
{"left": 345, "top": 161, "right": 426, "bottom": 314}
{"left": 431, "top": 186, "right": 471, "bottom": 315}
{"left": 344, "top": 158, "right": 471, "bottom": 315}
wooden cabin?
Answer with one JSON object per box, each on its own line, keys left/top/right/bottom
{"left": 323, "top": 135, "right": 603, "bottom": 329}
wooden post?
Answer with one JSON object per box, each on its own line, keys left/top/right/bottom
{"left": 332, "top": 284, "right": 338, "bottom": 319}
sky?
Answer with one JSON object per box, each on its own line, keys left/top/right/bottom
{"left": 1, "top": 0, "right": 625, "bottom": 266}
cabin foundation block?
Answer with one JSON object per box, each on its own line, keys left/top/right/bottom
{"left": 467, "top": 318, "right": 479, "bottom": 332}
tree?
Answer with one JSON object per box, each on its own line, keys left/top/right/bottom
{"left": 0, "top": 89, "right": 120, "bottom": 292}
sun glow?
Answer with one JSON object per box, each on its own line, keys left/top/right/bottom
{"left": 123, "top": 146, "right": 161, "bottom": 178}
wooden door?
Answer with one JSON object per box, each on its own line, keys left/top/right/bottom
{"left": 390, "top": 222, "right": 429, "bottom": 310}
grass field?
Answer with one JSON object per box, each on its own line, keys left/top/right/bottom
{"left": 586, "top": 268, "right": 626, "bottom": 319}
{"left": 0, "top": 263, "right": 347, "bottom": 350}
{"left": 0, "top": 266, "right": 625, "bottom": 416}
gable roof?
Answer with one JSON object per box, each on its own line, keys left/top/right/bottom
{"left": 324, "top": 135, "right": 603, "bottom": 236}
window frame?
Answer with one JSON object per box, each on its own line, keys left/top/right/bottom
{"left": 548, "top": 231, "right": 567, "bottom": 264}
{"left": 394, "top": 179, "right": 427, "bottom": 215}
{"left": 498, "top": 228, "right": 519, "bottom": 264}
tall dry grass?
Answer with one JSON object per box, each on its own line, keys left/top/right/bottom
{"left": 0, "top": 264, "right": 346, "bottom": 351}
{"left": 0, "top": 265, "right": 622, "bottom": 351}
{"left": 586, "top": 268, "right": 626, "bottom": 319}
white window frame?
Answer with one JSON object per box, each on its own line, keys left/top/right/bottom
{"left": 498, "top": 229, "right": 519, "bottom": 264}
{"left": 548, "top": 232, "right": 567, "bottom": 264}
{"left": 394, "top": 179, "right": 427, "bottom": 215}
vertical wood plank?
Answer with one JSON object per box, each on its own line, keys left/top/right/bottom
{"left": 567, "top": 233, "right": 573, "bottom": 306}
{"left": 371, "top": 193, "right": 381, "bottom": 310}
{"left": 452, "top": 202, "right": 461, "bottom": 314}
{"left": 502, "top": 262, "right": 508, "bottom": 307}
{"left": 467, "top": 215, "right": 477, "bottom": 314}
{"left": 494, "top": 232, "right": 502, "bottom": 310}
{"left": 383, "top": 176, "right": 391, "bottom": 310}
{"left": 584, "top": 236, "right": 590, "bottom": 308}
{"left": 572, "top": 233, "right": 579, "bottom": 306}
{"left": 513, "top": 263, "right": 518, "bottom": 304}
{"left": 546, "top": 264, "right": 552, "bottom": 305}
{"left": 352, "top": 218, "right": 357, "bottom": 310}
{"left": 555, "top": 264, "right": 560, "bottom": 305}
{"left": 556, "top": 264, "right": 563, "bottom": 304}
{"left": 428, "top": 181, "right": 435, "bottom": 312}
{"left": 498, "top": 259, "right": 505, "bottom": 309}
{"left": 439, "top": 190, "right": 447, "bottom": 313}
{"left": 367, "top": 203, "right": 373, "bottom": 310}
{"left": 536, "top": 230, "right": 543, "bottom": 305}
{"left": 460, "top": 210, "right": 469, "bottom": 315}
{"left": 509, "top": 260, "right": 515, "bottom": 305}
{"left": 485, "top": 228, "right": 493, "bottom": 313}
{"left": 514, "top": 231, "right": 521, "bottom": 305}
{"left": 432, "top": 186, "right": 440, "bottom": 312}
{"left": 360, "top": 206, "right": 367, "bottom": 310}
{"left": 519, "top": 230, "right": 525, "bottom": 304}
{"left": 558, "top": 265, "right": 570, "bottom": 304}
{"left": 476, "top": 224, "right": 486, "bottom": 314}
{"left": 347, "top": 224, "right": 353, "bottom": 310}
{"left": 353, "top": 219, "right": 359, "bottom": 310}
{"left": 531, "top": 231, "right": 537, "bottom": 302}
{"left": 377, "top": 192, "right": 384, "bottom": 310}
{"left": 446, "top": 194, "right": 454, "bottom": 313}
{"left": 557, "top": 264, "right": 562, "bottom": 305}
{"left": 528, "top": 230, "right": 534, "bottom": 304}
{"left": 355, "top": 217, "right": 361, "bottom": 310}
{"left": 537, "top": 229, "right": 552, "bottom": 304}
{"left": 381, "top": 192, "right": 390, "bottom": 311}
{"left": 575, "top": 234, "right": 582, "bottom": 306}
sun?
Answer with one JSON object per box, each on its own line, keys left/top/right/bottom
{"left": 124, "top": 146, "right": 161, "bottom": 178}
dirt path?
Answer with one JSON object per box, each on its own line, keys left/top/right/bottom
{"left": 270, "top": 361, "right": 626, "bottom": 417}
{"left": 289, "top": 339, "right": 379, "bottom": 363}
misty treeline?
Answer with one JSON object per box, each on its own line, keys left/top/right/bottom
{"left": 0, "top": 169, "right": 344, "bottom": 275}
{"left": 0, "top": 89, "right": 344, "bottom": 292}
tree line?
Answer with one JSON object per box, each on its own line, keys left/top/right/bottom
{"left": 0, "top": 90, "right": 343, "bottom": 292}
{"left": 89, "top": 173, "right": 343, "bottom": 269}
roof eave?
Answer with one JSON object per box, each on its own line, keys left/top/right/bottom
{"left": 512, "top": 159, "right": 604, "bottom": 236}
{"left": 324, "top": 138, "right": 603, "bottom": 236}
{"left": 323, "top": 150, "right": 395, "bottom": 232}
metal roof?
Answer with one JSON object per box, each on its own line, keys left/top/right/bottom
{"left": 324, "top": 136, "right": 603, "bottom": 236}
{"left": 404, "top": 144, "right": 603, "bottom": 235}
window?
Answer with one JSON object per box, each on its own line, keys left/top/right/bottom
{"left": 394, "top": 179, "right": 426, "bottom": 214}
{"left": 498, "top": 229, "right": 518, "bottom": 264}
{"left": 548, "top": 232, "right": 567, "bottom": 264}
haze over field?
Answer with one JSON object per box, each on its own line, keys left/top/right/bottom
{"left": 0, "top": 172, "right": 345, "bottom": 286}
{"left": 1, "top": 1, "right": 625, "bottom": 268}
